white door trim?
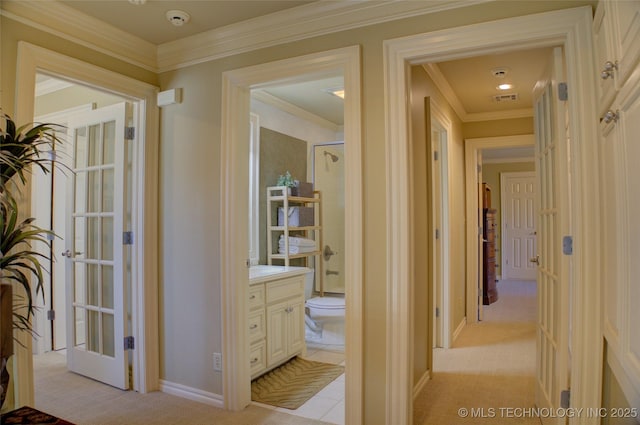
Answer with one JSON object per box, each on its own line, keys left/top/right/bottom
{"left": 220, "top": 46, "right": 363, "bottom": 423}
{"left": 383, "top": 6, "right": 600, "bottom": 424}
{"left": 15, "top": 42, "right": 160, "bottom": 404}
{"left": 500, "top": 171, "right": 537, "bottom": 281}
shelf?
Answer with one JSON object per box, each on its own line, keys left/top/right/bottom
{"left": 269, "top": 226, "right": 321, "bottom": 231}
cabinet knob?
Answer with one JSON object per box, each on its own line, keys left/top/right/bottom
{"left": 250, "top": 357, "right": 259, "bottom": 365}
{"left": 249, "top": 324, "right": 258, "bottom": 330}
{"left": 601, "top": 60, "right": 618, "bottom": 79}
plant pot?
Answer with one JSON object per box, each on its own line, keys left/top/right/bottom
{"left": 0, "top": 284, "right": 13, "bottom": 410}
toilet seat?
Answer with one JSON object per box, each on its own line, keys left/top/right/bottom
{"left": 306, "top": 296, "right": 345, "bottom": 310}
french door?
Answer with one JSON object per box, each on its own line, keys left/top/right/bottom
{"left": 65, "top": 102, "right": 131, "bottom": 389}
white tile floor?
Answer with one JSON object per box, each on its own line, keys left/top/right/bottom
{"left": 253, "top": 343, "right": 346, "bottom": 425}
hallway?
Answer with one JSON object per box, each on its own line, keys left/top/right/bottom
{"left": 414, "top": 279, "right": 540, "bottom": 424}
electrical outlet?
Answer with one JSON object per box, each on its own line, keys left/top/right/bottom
{"left": 213, "top": 353, "right": 222, "bottom": 371}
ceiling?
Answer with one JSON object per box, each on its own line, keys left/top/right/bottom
{"left": 45, "top": 1, "right": 548, "bottom": 159}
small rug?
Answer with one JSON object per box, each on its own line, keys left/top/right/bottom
{"left": 0, "top": 406, "right": 75, "bottom": 424}
{"left": 251, "top": 356, "right": 344, "bottom": 409}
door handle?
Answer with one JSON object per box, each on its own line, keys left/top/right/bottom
{"left": 529, "top": 255, "right": 540, "bottom": 265}
{"left": 61, "top": 250, "right": 82, "bottom": 258}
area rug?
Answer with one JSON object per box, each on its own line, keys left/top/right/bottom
{"left": 251, "top": 356, "right": 344, "bottom": 409}
{"left": 0, "top": 406, "right": 75, "bottom": 424}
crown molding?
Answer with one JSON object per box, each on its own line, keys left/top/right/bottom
{"left": 157, "top": 0, "right": 492, "bottom": 72}
{"left": 35, "top": 77, "right": 73, "bottom": 97}
{"left": 2, "top": 0, "right": 491, "bottom": 74}
{"left": 1, "top": 0, "right": 157, "bottom": 72}
{"left": 251, "top": 90, "right": 341, "bottom": 133}
{"left": 422, "top": 63, "right": 533, "bottom": 122}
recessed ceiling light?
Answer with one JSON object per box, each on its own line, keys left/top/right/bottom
{"left": 497, "top": 83, "right": 514, "bottom": 90}
{"left": 128, "top": 0, "right": 146, "bottom": 5}
{"left": 325, "top": 87, "right": 345, "bottom": 99}
{"left": 491, "top": 67, "right": 510, "bottom": 78}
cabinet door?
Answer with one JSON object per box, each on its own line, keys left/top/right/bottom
{"left": 616, "top": 75, "right": 640, "bottom": 388}
{"left": 608, "top": 0, "right": 640, "bottom": 85}
{"left": 593, "top": 2, "right": 617, "bottom": 113}
{"left": 266, "top": 300, "right": 289, "bottom": 367}
{"left": 288, "top": 298, "right": 306, "bottom": 356}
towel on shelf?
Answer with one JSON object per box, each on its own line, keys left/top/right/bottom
{"left": 278, "top": 235, "right": 316, "bottom": 247}
{"left": 278, "top": 245, "right": 317, "bottom": 255}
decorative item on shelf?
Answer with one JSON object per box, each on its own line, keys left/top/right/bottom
{"left": 278, "top": 206, "right": 314, "bottom": 227}
{"left": 276, "top": 171, "right": 314, "bottom": 197}
{"left": 276, "top": 171, "right": 296, "bottom": 194}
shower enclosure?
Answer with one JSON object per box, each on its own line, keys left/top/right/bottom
{"left": 312, "top": 142, "right": 345, "bottom": 294}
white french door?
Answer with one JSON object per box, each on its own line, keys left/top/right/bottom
{"left": 501, "top": 172, "right": 537, "bottom": 280}
{"left": 533, "top": 47, "right": 571, "bottom": 424}
{"left": 65, "top": 102, "right": 131, "bottom": 390}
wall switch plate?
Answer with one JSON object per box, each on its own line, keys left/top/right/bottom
{"left": 213, "top": 353, "right": 222, "bottom": 371}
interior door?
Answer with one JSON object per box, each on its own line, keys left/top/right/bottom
{"left": 65, "top": 102, "right": 131, "bottom": 390}
{"left": 502, "top": 172, "right": 537, "bottom": 280}
{"left": 533, "top": 47, "right": 570, "bottom": 424}
{"left": 476, "top": 152, "right": 484, "bottom": 321}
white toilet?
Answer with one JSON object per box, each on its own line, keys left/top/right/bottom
{"left": 304, "top": 269, "right": 345, "bottom": 346}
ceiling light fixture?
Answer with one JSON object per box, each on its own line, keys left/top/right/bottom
{"left": 166, "top": 10, "right": 191, "bottom": 26}
{"left": 497, "top": 83, "right": 514, "bottom": 90}
{"left": 128, "top": 0, "right": 146, "bottom": 4}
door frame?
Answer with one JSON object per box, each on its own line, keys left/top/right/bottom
{"left": 383, "top": 6, "right": 601, "bottom": 424}
{"left": 467, "top": 136, "right": 535, "bottom": 318}
{"left": 219, "top": 45, "right": 362, "bottom": 422}
{"left": 14, "top": 42, "right": 160, "bottom": 404}
{"left": 500, "top": 171, "right": 537, "bottom": 281}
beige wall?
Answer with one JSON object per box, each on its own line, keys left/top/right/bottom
{"left": 481, "top": 162, "right": 536, "bottom": 273}
{"left": 35, "top": 84, "right": 123, "bottom": 117}
{"left": 1, "top": 1, "right": 601, "bottom": 422}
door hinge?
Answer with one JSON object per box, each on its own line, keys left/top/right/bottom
{"left": 434, "top": 151, "right": 439, "bottom": 161}
{"left": 47, "top": 310, "right": 55, "bottom": 321}
{"left": 435, "top": 307, "right": 440, "bottom": 318}
{"left": 558, "top": 82, "right": 568, "bottom": 101}
{"left": 125, "top": 127, "right": 135, "bottom": 140}
{"left": 562, "top": 235, "right": 573, "bottom": 255}
{"left": 560, "top": 389, "right": 570, "bottom": 408}
{"left": 477, "top": 164, "right": 482, "bottom": 173}
{"left": 435, "top": 228, "right": 440, "bottom": 240}
{"left": 124, "top": 336, "right": 135, "bottom": 350}
{"left": 123, "top": 231, "right": 134, "bottom": 245}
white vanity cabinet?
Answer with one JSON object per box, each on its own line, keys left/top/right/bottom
{"left": 249, "top": 271, "right": 306, "bottom": 379}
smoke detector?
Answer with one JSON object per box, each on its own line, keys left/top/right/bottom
{"left": 166, "top": 10, "right": 191, "bottom": 26}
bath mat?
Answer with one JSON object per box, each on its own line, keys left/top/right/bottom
{"left": 251, "top": 356, "right": 344, "bottom": 409}
{"left": 0, "top": 406, "right": 75, "bottom": 424}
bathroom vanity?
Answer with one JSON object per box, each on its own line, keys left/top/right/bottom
{"left": 248, "top": 266, "right": 309, "bottom": 378}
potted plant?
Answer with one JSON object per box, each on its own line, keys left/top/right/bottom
{"left": 276, "top": 171, "right": 297, "bottom": 194}
{"left": 0, "top": 112, "right": 59, "bottom": 410}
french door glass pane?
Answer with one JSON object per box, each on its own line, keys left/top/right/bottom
{"left": 88, "top": 124, "right": 101, "bottom": 167}
{"left": 103, "top": 121, "right": 115, "bottom": 164}
{"left": 74, "top": 127, "right": 87, "bottom": 169}
{"left": 74, "top": 263, "right": 85, "bottom": 303}
{"left": 87, "top": 170, "right": 101, "bottom": 212}
{"left": 86, "top": 217, "right": 99, "bottom": 259}
{"left": 102, "top": 217, "right": 114, "bottom": 261}
{"left": 87, "top": 264, "right": 99, "bottom": 307}
{"left": 102, "top": 313, "right": 115, "bottom": 357}
{"left": 75, "top": 171, "right": 87, "bottom": 214}
{"left": 102, "top": 266, "right": 114, "bottom": 309}
{"left": 74, "top": 307, "right": 86, "bottom": 347}
{"left": 102, "top": 168, "right": 114, "bottom": 212}
{"left": 87, "top": 310, "right": 99, "bottom": 353}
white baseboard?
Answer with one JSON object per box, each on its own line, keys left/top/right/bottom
{"left": 452, "top": 317, "right": 467, "bottom": 343}
{"left": 413, "top": 370, "right": 431, "bottom": 401}
{"left": 159, "top": 379, "right": 224, "bottom": 408}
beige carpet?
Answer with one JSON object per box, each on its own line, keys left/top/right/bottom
{"left": 251, "top": 357, "right": 344, "bottom": 410}
{"left": 414, "top": 279, "right": 541, "bottom": 425}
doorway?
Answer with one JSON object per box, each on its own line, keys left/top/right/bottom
{"left": 384, "top": 7, "right": 600, "bottom": 423}
{"left": 14, "top": 42, "right": 159, "bottom": 405}
{"left": 219, "top": 46, "right": 362, "bottom": 423}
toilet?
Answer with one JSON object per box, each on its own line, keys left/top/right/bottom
{"left": 304, "top": 269, "right": 345, "bottom": 345}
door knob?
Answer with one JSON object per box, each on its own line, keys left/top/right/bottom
{"left": 529, "top": 255, "right": 540, "bottom": 265}
{"left": 61, "top": 250, "right": 82, "bottom": 258}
